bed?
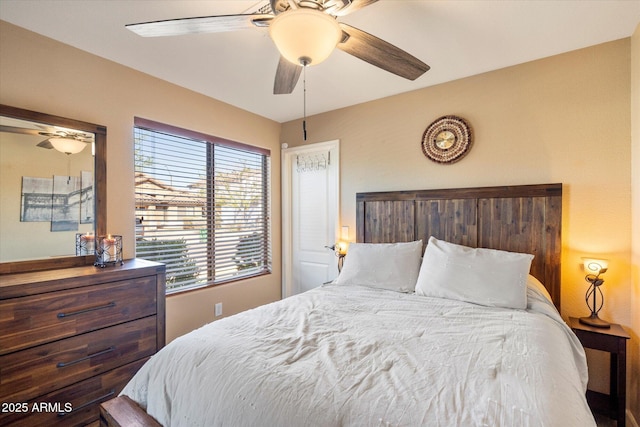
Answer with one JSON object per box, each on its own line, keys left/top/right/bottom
{"left": 101, "top": 183, "right": 595, "bottom": 427}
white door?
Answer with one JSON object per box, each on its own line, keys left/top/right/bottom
{"left": 282, "top": 140, "right": 339, "bottom": 297}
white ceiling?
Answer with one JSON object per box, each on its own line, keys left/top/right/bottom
{"left": 1, "top": 1, "right": 639, "bottom": 123}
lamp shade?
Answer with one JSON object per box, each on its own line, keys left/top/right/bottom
{"left": 336, "top": 241, "right": 348, "bottom": 255}
{"left": 49, "top": 137, "right": 87, "bottom": 155}
{"left": 269, "top": 8, "right": 342, "bottom": 66}
{"left": 582, "top": 258, "right": 608, "bottom": 274}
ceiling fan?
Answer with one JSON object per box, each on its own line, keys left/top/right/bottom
{"left": 126, "top": 0, "right": 430, "bottom": 95}
{"left": 0, "top": 125, "right": 93, "bottom": 154}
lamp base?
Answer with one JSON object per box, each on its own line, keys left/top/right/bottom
{"left": 579, "top": 314, "right": 611, "bottom": 329}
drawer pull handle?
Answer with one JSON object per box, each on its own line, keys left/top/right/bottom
{"left": 57, "top": 389, "right": 115, "bottom": 416}
{"left": 57, "top": 301, "right": 116, "bottom": 318}
{"left": 56, "top": 346, "right": 115, "bottom": 368}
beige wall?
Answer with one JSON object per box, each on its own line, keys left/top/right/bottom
{"left": 630, "top": 22, "right": 640, "bottom": 426}
{"left": 0, "top": 21, "right": 282, "bottom": 342}
{"left": 282, "top": 38, "right": 637, "bottom": 422}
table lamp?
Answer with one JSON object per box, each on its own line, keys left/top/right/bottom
{"left": 579, "top": 258, "right": 610, "bottom": 328}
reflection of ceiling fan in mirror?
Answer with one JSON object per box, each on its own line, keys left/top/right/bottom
{"left": 126, "top": 0, "right": 430, "bottom": 94}
{"left": 0, "top": 124, "right": 94, "bottom": 154}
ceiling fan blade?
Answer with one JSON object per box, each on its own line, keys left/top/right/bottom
{"left": 0, "top": 125, "right": 53, "bottom": 148}
{"left": 0, "top": 125, "right": 41, "bottom": 136}
{"left": 126, "top": 14, "right": 274, "bottom": 37}
{"left": 332, "top": 0, "right": 379, "bottom": 16}
{"left": 337, "top": 23, "right": 429, "bottom": 80}
{"left": 274, "top": 56, "right": 302, "bottom": 94}
{"left": 36, "top": 139, "right": 54, "bottom": 149}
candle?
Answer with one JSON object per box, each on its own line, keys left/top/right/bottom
{"left": 80, "top": 233, "right": 95, "bottom": 255}
{"left": 102, "top": 234, "right": 117, "bottom": 261}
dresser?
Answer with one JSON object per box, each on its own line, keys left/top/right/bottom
{"left": 0, "top": 259, "right": 165, "bottom": 427}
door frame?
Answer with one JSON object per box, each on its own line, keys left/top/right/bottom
{"left": 281, "top": 139, "right": 340, "bottom": 298}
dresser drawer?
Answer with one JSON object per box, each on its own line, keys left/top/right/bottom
{"left": 0, "top": 276, "right": 157, "bottom": 355}
{"left": 0, "top": 316, "right": 157, "bottom": 403}
{"left": 0, "top": 358, "right": 147, "bottom": 427}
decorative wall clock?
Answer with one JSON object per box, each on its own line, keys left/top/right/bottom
{"left": 421, "top": 115, "right": 472, "bottom": 164}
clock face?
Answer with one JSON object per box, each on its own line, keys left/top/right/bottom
{"left": 421, "top": 116, "right": 472, "bottom": 164}
{"left": 435, "top": 131, "right": 456, "bottom": 149}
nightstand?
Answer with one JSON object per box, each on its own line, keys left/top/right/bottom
{"left": 569, "top": 317, "right": 630, "bottom": 427}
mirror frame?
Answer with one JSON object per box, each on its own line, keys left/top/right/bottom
{"left": 0, "top": 104, "right": 107, "bottom": 274}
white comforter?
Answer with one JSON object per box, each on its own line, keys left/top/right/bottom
{"left": 122, "top": 284, "right": 595, "bottom": 427}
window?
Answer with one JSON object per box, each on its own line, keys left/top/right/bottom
{"left": 134, "top": 118, "right": 271, "bottom": 294}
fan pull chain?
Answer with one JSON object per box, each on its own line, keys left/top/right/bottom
{"left": 302, "top": 63, "right": 307, "bottom": 141}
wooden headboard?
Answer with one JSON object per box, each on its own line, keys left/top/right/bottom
{"left": 356, "top": 183, "right": 562, "bottom": 311}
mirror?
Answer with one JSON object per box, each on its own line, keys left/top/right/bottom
{"left": 0, "top": 104, "right": 106, "bottom": 273}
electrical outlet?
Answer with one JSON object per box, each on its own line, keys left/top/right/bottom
{"left": 215, "top": 302, "right": 223, "bottom": 317}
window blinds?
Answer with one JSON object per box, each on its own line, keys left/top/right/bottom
{"left": 134, "top": 118, "right": 271, "bottom": 294}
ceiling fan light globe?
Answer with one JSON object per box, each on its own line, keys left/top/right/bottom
{"left": 49, "top": 137, "right": 87, "bottom": 155}
{"left": 269, "top": 8, "right": 342, "bottom": 66}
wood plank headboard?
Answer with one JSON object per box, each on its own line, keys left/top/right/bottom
{"left": 356, "top": 183, "right": 562, "bottom": 311}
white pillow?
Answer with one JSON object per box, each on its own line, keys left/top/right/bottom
{"left": 334, "top": 240, "right": 423, "bottom": 292}
{"left": 415, "top": 236, "right": 534, "bottom": 309}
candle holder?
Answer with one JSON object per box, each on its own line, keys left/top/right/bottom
{"left": 75, "top": 233, "right": 96, "bottom": 256}
{"left": 94, "top": 234, "right": 123, "bottom": 267}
